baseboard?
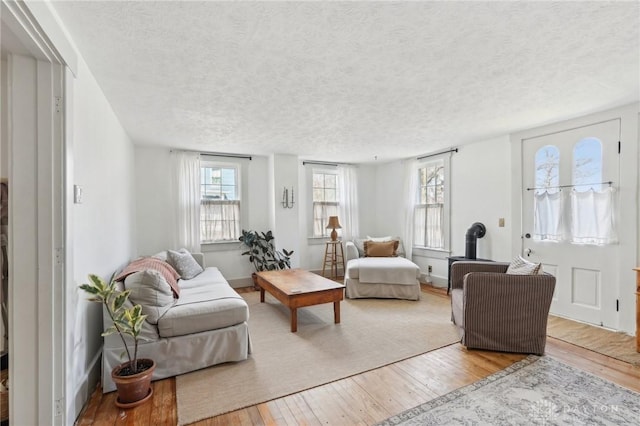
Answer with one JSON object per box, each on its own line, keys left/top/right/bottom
{"left": 425, "top": 274, "right": 447, "bottom": 288}
{"left": 70, "top": 349, "right": 101, "bottom": 423}
{"left": 227, "top": 277, "right": 254, "bottom": 289}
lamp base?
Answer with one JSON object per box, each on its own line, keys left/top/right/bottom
{"left": 330, "top": 229, "right": 338, "bottom": 241}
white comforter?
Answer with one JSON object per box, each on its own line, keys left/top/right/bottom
{"left": 355, "top": 257, "right": 420, "bottom": 285}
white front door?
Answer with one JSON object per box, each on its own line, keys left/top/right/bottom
{"left": 521, "top": 119, "right": 620, "bottom": 328}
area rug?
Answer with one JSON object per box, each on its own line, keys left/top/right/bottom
{"left": 176, "top": 291, "right": 459, "bottom": 425}
{"left": 547, "top": 315, "right": 640, "bottom": 365}
{"left": 379, "top": 355, "right": 640, "bottom": 425}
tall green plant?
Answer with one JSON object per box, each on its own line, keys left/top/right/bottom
{"left": 80, "top": 274, "right": 148, "bottom": 374}
{"left": 239, "top": 229, "right": 293, "bottom": 271}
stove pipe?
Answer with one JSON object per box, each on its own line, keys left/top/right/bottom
{"left": 465, "top": 222, "right": 486, "bottom": 259}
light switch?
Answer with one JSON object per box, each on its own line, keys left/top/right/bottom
{"left": 74, "top": 185, "right": 83, "bottom": 204}
{"left": 498, "top": 218, "right": 505, "bottom": 227}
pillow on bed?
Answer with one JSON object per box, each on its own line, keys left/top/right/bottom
{"left": 364, "top": 240, "right": 399, "bottom": 257}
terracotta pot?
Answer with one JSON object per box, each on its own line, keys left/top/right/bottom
{"left": 111, "top": 358, "right": 155, "bottom": 408}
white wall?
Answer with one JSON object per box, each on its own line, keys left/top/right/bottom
{"left": 373, "top": 161, "right": 405, "bottom": 238}
{"left": 134, "top": 147, "right": 272, "bottom": 281}
{"left": 66, "top": 56, "right": 136, "bottom": 422}
{"left": 134, "top": 151, "right": 380, "bottom": 280}
{"left": 357, "top": 164, "right": 378, "bottom": 235}
{"left": 373, "top": 137, "right": 513, "bottom": 285}
{"left": 450, "top": 136, "right": 512, "bottom": 262}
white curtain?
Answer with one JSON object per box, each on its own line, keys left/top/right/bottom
{"left": 338, "top": 165, "right": 359, "bottom": 241}
{"left": 570, "top": 187, "right": 617, "bottom": 245}
{"left": 313, "top": 202, "right": 338, "bottom": 237}
{"left": 402, "top": 159, "right": 418, "bottom": 260}
{"left": 414, "top": 205, "right": 444, "bottom": 248}
{"left": 533, "top": 190, "right": 564, "bottom": 242}
{"left": 200, "top": 200, "right": 240, "bottom": 242}
{"left": 171, "top": 151, "right": 201, "bottom": 253}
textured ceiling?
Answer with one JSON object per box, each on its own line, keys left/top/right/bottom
{"left": 50, "top": 1, "right": 639, "bottom": 164}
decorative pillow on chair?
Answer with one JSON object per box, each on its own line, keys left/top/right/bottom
{"left": 506, "top": 255, "right": 542, "bottom": 275}
{"left": 364, "top": 240, "right": 399, "bottom": 257}
{"left": 167, "top": 248, "right": 204, "bottom": 280}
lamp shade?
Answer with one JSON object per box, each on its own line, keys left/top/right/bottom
{"left": 326, "top": 216, "right": 342, "bottom": 229}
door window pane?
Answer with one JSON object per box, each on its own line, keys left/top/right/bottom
{"left": 534, "top": 145, "right": 560, "bottom": 194}
{"left": 573, "top": 137, "right": 603, "bottom": 192}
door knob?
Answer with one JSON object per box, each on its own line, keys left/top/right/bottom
{"left": 525, "top": 248, "right": 532, "bottom": 257}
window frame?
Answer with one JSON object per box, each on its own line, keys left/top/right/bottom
{"left": 199, "top": 158, "right": 248, "bottom": 245}
{"left": 308, "top": 166, "right": 340, "bottom": 239}
{"left": 412, "top": 155, "right": 451, "bottom": 257}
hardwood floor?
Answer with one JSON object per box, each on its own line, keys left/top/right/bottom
{"left": 76, "top": 287, "right": 640, "bottom": 426}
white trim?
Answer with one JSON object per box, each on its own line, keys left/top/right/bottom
{"left": 511, "top": 102, "right": 639, "bottom": 334}
{"left": 307, "top": 166, "right": 340, "bottom": 238}
{"left": 63, "top": 65, "right": 76, "bottom": 424}
{"left": 2, "top": 4, "right": 67, "bottom": 424}
{"left": 413, "top": 153, "right": 452, "bottom": 252}
{"left": 22, "top": 0, "right": 78, "bottom": 75}
{"left": 199, "top": 158, "right": 248, "bottom": 242}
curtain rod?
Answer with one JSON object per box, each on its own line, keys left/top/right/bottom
{"left": 170, "top": 149, "right": 252, "bottom": 160}
{"left": 417, "top": 147, "right": 458, "bottom": 161}
{"left": 526, "top": 181, "right": 613, "bottom": 191}
{"left": 302, "top": 160, "right": 353, "bottom": 167}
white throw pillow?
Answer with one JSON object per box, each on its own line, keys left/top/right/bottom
{"left": 506, "top": 255, "right": 542, "bottom": 275}
{"left": 167, "top": 248, "right": 204, "bottom": 280}
{"left": 366, "top": 235, "right": 393, "bottom": 242}
{"left": 124, "top": 270, "right": 175, "bottom": 324}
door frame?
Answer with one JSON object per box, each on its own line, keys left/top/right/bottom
{"left": 510, "top": 103, "right": 640, "bottom": 334}
{"left": 2, "top": 1, "right": 66, "bottom": 424}
{"left": 520, "top": 119, "right": 621, "bottom": 328}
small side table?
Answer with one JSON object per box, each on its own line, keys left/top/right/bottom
{"left": 322, "top": 241, "right": 345, "bottom": 280}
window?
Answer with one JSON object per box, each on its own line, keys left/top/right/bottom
{"left": 535, "top": 145, "right": 560, "bottom": 194}
{"left": 200, "top": 162, "right": 240, "bottom": 242}
{"left": 533, "top": 145, "right": 562, "bottom": 241}
{"left": 414, "top": 160, "right": 445, "bottom": 249}
{"left": 573, "top": 137, "right": 602, "bottom": 191}
{"left": 312, "top": 171, "right": 339, "bottom": 237}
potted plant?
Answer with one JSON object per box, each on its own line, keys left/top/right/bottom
{"left": 239, "top": 230, "right": 294, "bottom": 289}
{"left": 80, "top": 274, "right": 155, "bottom": 408}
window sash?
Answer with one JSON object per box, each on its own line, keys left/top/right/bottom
{"left": 200, "top": 199, "right": 240, "bottom": 242}
{"left": 313, "top": 201, "right": 338, "bottom": 238}
{"left": 414, "top": 203, "right": 444, "bottom": 249}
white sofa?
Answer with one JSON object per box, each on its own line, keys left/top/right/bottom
{"left": 344, "top": 239, "right": 421, "bottom": 300}
{"left": 102, "top": 252, "right": 251, "bottom": 392}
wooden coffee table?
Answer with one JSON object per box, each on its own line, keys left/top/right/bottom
{"left": 255, "top": 269, "right": 345, "bottom": 332}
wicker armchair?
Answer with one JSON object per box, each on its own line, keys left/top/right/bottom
{"left": 450, "top": 261, "right": 555, "bottom": 355}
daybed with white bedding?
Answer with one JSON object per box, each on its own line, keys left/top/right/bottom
{"left": 101, "top": 251, "right": 251, "bottom": 392}
{"left": 344, "top": 238, "right": 421, "bottom": 300}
